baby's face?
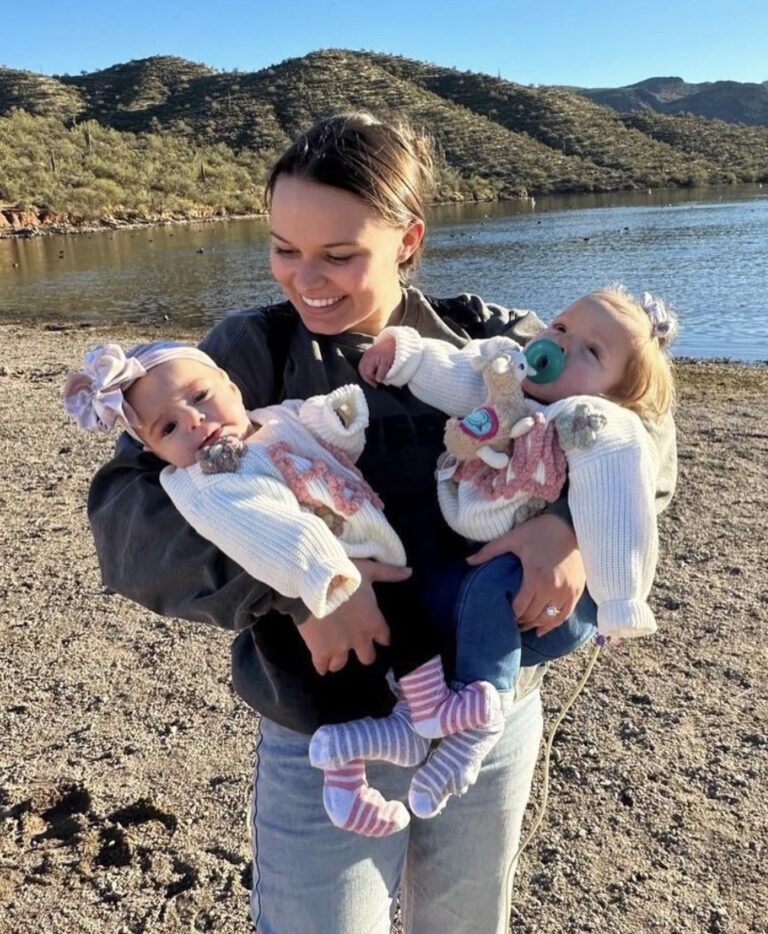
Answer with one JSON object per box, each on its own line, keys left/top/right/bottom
{"left": 522, "top": 296, "right": 634, "bottom": 404}
{"left": 127, "top": 359, "right": 251, "bottom": 467}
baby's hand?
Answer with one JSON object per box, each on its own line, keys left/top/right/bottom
{"left": 359, "top": 336, "right": 396, "bottom": 386}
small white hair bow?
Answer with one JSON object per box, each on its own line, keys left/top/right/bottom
{"left": 640, "top": 292, "right": 673, "bottom": 338}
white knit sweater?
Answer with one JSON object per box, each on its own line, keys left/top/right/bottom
{"left": 160, "top": 386, "right": 406, "bottom": 619}
{"left": 377, "top": 327, "right": 660, "bottom": 639}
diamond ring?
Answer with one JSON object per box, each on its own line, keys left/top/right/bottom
{"left": 543, "top": 604, "right": 559, "bottom": 618}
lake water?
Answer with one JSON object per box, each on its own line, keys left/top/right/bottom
{"left": 1, "top": 184, "right": 767, "bottom": 361}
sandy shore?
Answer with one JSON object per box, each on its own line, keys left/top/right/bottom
{"left": 1, "top": 322, "right": 766, "bottom": 933}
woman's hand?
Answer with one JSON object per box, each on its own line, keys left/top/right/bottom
{"left": 297, "top": 559, "right": 411, "bottom": 674}
{"left": 466, "top": 513, "right": 586, "bottom": 635}
{"left": 359, "top": 336, "right": 396, "bottom": 386}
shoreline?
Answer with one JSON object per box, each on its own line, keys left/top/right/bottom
{"left": 2, "top": 320, "right": 766, "bottom": 369}
{"left": 3, "top": 182, "right": 761, "bottom": 240}
{"left": 1, "top": 325, "right": 767, "bottom": 932}
{"left": 0, "top": 208, "right": 268, "bottom": 241}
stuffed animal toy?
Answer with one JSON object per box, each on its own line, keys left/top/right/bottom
{"left": 196, "top": 435, "right": 247, "bottom": 474}
{"left": 442, "top": 345, "right": 537, "bottom": 471}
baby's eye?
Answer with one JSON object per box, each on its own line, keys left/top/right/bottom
{"left": 161, "top": 421, "right": 177, "bottom": 437}
{"left": 553, "top": 322, "right": 566, "bottom": 333}
{"left": 588, "top": 345, "right": 601, "bottom": 359}
{"left": 193, "top": 389, "right": 209, "bottom": 403}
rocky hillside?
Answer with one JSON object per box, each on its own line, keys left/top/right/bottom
{"left": 1, "top": 51, "right": 766, "bottom": 230}
{"left": 572, "top": 76, "right": 768, "bottom": 126}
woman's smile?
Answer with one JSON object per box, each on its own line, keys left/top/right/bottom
{"left": 301, "top": 294, "right": 345, "bottom": 309}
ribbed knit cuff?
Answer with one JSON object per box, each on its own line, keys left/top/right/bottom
{"left": 375, "top": 326, "right": 424, "bottom": 386}
{"left": 300, "top": 561, "right": 362, "bottom": 619}
{"left": 299, "top": 385, "right": 369, "bottom": 452}
{"left": 597, "top": 600, "right": 658, "bottom": 639}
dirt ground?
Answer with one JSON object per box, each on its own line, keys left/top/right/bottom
{"left": 1, "top": 322, "right": 766, "bottom": 934}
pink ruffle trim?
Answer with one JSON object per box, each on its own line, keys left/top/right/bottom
{"left": 267, "top": 442, "right": 384, "bottom": 527}
{"left": 452, "top": 413, "right": 567, "bottom": 502}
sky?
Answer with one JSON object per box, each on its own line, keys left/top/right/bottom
{"left": 1, "top": 0, "right": 766, "bottom": 87}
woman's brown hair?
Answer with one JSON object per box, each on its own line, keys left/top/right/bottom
{"left": 265, "top": 113, "right": 434, "bottom": 274}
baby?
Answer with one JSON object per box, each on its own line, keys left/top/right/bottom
{"left": 357, "top": 285, "right": 677, "bottom": 636}
{"left": 307, "top": 285, "right": 677, "bottom": 816}
{"left": 64, "top": 340, "right": 504, "bottom": 838}
{"left": 360, "top": 287, "right": 676, "bottom": 637}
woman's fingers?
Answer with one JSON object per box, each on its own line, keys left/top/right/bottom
{"left": 465, "top": 533, "right": 516, "bottom": 566}
{"left": 299, "top": 561, "right": 409, "bottom": 674}
{"left": 327, "top": 651, "right": 351, "bottom": 673}
{"left": 357, "top": 559, "right": 412, "bottom": 585}
{"left": 514, "top": 582, "right": 580, "bottom": 630}
{"left": 303, "top": 561, "right": 410, "bottom": 674}
{"left": 468, "top": 513, "right": 585, "bottom": 630}
{"left": 351, "top": 638, "right": 378, "bottom": 667}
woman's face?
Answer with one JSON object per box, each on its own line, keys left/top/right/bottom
{"left": 269, "top": 176, "right": 424, "bottom": 337}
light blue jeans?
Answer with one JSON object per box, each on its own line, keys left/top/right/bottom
{"left": 250, "top": 685, "right": 543, "bottom": 933}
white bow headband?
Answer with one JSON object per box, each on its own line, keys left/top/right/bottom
{"left": 640, "top": 291, "right": 674, "bottom": 339}
{"left": 63, "top": 341, "right": 220, "bottom": 440}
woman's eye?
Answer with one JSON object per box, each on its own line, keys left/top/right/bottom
{"left": 326, "top": 254, "right": 352, "bottom": 264}
{"left": 272, "top": 246, "right": 296, "bottom": 257}
{"left": 161, "top": 421, "right": 177, "bottom": 437}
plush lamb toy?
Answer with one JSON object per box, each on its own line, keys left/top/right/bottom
{"left": 442, "top": 344, "right": 537, "bottom": 471}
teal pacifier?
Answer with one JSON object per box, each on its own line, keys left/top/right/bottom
{"left": 524, "top": 339, "right": 566, "bottom": 384}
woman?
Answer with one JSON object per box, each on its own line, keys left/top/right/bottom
{"left": 88, "top": 113, "right": 675, "bottom": 933}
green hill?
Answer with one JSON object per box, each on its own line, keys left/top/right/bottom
{"left": 1, "top": 50, "right": 767, "bottom": 229}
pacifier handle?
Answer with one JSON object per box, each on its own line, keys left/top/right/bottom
{"left": 524, "top": 339, "right": 566, "bottom": 384}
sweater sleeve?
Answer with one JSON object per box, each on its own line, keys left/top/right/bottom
{"left": 297, "top": 384, "right": 369, "bottom": 462}
{"left": 548, "top": 396, "right": 659, "bottom": 638}
{"left": 375, "top": 326, "right": 525, "bottom": 417}
{"left": 160, "top": 457, "right": 362, "bottom": 620}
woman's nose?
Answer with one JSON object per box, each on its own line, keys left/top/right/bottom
{"left": 294, "top": 258, "right": 324, "bottom": 291}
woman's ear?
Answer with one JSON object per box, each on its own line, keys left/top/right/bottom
{"left": 398, "top": 218, "right": 425, "bottom": 264}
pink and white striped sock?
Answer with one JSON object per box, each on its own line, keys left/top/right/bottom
{"left": 309, "top": 700, "right": 430, "bottom": 771}
{"left": 408, "top": 716, "right": 505, "bottom": 819}
{"left": 322, "top": 760, "right": 410, "bottom": 837}
{"left": 399, "top": 655, "right": 501, "bottom": 739}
